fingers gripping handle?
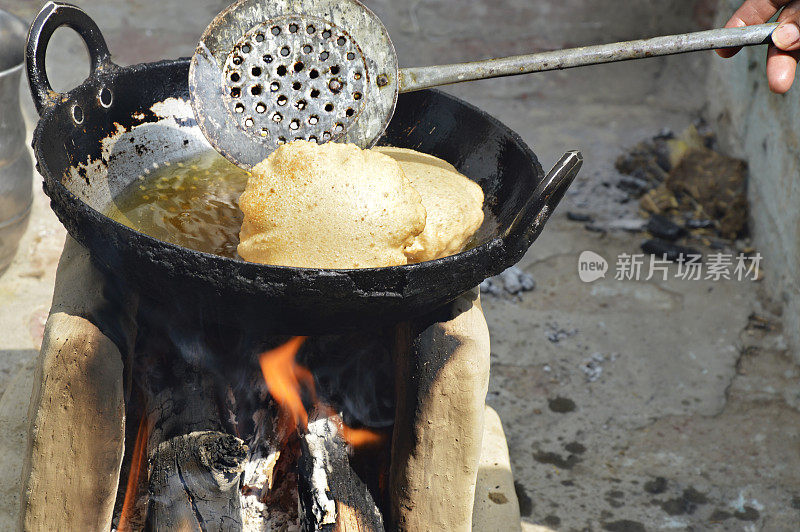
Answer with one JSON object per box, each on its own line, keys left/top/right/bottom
{"left": 26, "top": 1, "right": 111, "bottom": 116}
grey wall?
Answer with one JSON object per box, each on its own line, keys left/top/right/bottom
{"left": 709, "top": 0, "right": 800, "bottom": 361}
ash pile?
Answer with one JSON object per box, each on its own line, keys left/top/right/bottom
{"left": 573, "top": 121, "right": 758, "bottom": 265}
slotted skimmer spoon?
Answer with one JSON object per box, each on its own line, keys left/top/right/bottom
{"left": 189, "top": 0, "right": 777, "bottom": 169}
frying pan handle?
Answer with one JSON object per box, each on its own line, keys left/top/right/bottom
{"left": 26, "top": 1, "right": 112, "bottom": 116}
{"left": 535, "top": 151, "right": 583, "bottom": 210}
{"left": 506, "top": 151, "right": 583, "bottom": 253}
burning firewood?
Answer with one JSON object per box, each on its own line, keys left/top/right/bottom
{"left": 298, "top": 411, "right": 384, "bottom": 532}
{"left": 131, "top": 323, "right": 250, "bottom": 530}
{"left": 257, "top": 338, "right": 385, "bottom": 531}
{"left": 130, "top": 327, "right": 387, "bottom": 530}
{"left": 146, "top": 431, "right": 248, "bottom": 530}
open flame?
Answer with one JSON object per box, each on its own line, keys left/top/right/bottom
{"left": 118, "top": 412, "right": 150, "bottom": 532}
{"left": 258, "top": 336, "right": 386, "bottom": 449}
{"left": 340, "top": 425, "right": 387, "bottom": 448}
{"left": 258, "top": 336, "right": 314, "bottom": 437}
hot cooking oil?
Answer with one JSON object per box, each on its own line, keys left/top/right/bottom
{"left": 106, "top": 151, "right": 249, "bottom": 259}
{"left": 106, "top": 148, "right": 491, "bottom": 262}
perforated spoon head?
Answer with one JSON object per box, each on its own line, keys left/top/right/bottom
{"left": 189, "top": 0, "right": 399, "bottom": 169}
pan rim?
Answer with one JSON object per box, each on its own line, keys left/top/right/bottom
{"left": 32, "top": 58, "right": 536, "bottom": 278}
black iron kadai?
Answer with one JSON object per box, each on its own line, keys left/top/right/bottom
{"left": 25, "top": 2, "right": 582, "bottom": 335}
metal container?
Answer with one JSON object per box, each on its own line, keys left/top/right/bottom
{"left": 0, "top": 9, "right": 32, "bottom": 273}
{"left": 26, "top": 3, "right": 581, "bottom": 334}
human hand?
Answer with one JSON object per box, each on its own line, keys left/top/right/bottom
{"left": 716, "top": 0, "right": 800, "bottom": 93}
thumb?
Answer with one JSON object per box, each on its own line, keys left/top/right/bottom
{"left": 773, "top": 21, "right": 800, "bottom": 50}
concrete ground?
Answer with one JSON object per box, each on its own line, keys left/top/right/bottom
{"left": 1, "top": 0, "right": 799, "bottom": 530}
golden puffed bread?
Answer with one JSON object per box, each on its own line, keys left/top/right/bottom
{"left": 375, "top": 147, "right": 484, "bottom": 263}
{"left": 238, "top": 141, "right": 426, "bottom": 268}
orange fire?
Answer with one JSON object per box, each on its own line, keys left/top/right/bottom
{"left": 258, "top": 336, "right": 386, "bottom": 449}
{"left": 340, "top": 425, "right": 386, "bottom": 448}
{"left": 118, "top": 412, "right": 150, "bottom": 532}
{"left": 259, "top": 336, "right": 314, "bottom": 435}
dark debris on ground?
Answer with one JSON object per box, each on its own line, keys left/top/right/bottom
{"left": 569, "top": 120, "right": 758, "bottom": 264}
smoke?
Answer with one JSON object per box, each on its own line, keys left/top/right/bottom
{"left": 133, "top": 293, "right": 395, "bottom": 445}
{"left": 298, "top": 332, "right": 396, "bottom": 429}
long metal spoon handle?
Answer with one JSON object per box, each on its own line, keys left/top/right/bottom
{"left": 399, "top": 23, "right": 778, "bottom": 93}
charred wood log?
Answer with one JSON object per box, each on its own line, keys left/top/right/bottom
{"left": 298, "top": 413, "right": 384, "bottom": 532}
{"left": 146, "top": 431, "right": 247, "bottom": 531}
{"left": 134, "top": 318, "right": 249, "bottom": 531}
